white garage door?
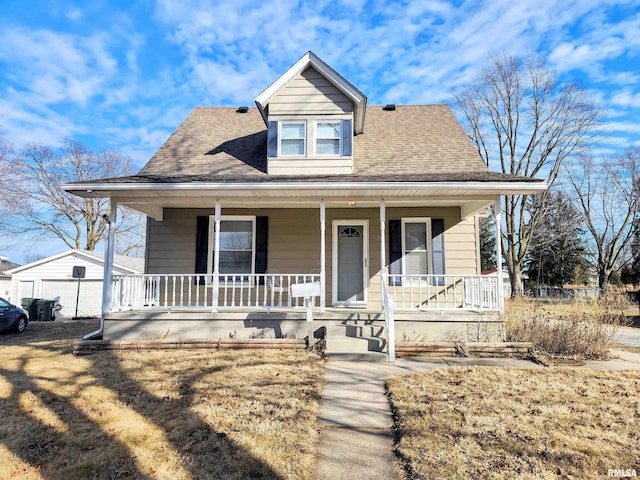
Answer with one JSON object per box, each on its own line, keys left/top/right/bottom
{"left": 41, "top": 279, "right": 103, "bottom": 317}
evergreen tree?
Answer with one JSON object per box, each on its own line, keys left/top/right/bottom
{"left": 525, "top": 191, "right": 590, "bottom": 286}
{"left": 620, "top": 219, "right": 640, "bottom": 286}
{"left": 479, "top": 214, "right": 497, "bottom": 272}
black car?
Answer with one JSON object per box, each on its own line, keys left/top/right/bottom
{"left": 0, "top": 297, "right": 28, "bottom": 333}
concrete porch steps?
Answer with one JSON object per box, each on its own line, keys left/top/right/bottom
{"left": 324, "top": 321, "right": 388, "bottom": 361}
{"left": 323, "top": 351, "right": 388, "bottom": 362}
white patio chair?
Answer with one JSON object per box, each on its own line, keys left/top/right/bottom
{"left": 266, "top": 268, "right": 288, "bottom": 309}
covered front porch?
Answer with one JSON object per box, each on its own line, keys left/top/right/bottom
{"left": 62, "top": 179, "right": 547, "bottom": 353}
{"left": 98, "top": 187, "right": 513, "bottom": 316}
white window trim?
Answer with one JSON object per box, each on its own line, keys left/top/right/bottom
{"left": 313, "top": 120, "right": 342, "bottom": 157}
{"left": 269, "top": 115, "right": 353, "bottom": 160}
{"left": 278, "top": 121, "right": 307, "bottom": 157}
{"left": 207, "top": 215, "right": 256, "bottom": 281}
{"left": 401, "top": 217, "right": 432, "bottom": 277}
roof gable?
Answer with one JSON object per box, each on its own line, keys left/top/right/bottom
{"left": 255, "top": 51, "right": 367, "bottom": 133}
{"left": 5, "top": 249, "right": 144, "bottom": 275}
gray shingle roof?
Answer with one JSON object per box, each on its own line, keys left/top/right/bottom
{"left": 67, "top": 105, "right": 539, "bottom": 184}
{"left": 0, "top": 259, "right": 21, "bottom": 277}
{"left": 82, "top": 250, "right": 145, "bottom": 272}
{"left": 74, "top": 104, "right": 541, "bottom": 185}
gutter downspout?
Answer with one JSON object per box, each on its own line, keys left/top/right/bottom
{"left": 84, "top": 201, "right": 117, "bottom": 340}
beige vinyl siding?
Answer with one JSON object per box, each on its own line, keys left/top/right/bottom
{"left": 146, "top": 209, "right": 198, "bottom": 275}
{"left": 267, "top": 66, "right": 354, "bottom": 175}
{"left": 269, "top": 67, "right": 353, "bottom": 115}
{"left": 441, "top": 216, "right": 480, "bottom": 275}
{"left": 146, "top": 207, "right": 479, "bottom": 309}
{"left": 267, "top": 158, "right": 353, "bottom": 175}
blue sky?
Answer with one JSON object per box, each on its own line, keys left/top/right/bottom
{"left": 1, "top": 0, "right": 640, "bottom": 262}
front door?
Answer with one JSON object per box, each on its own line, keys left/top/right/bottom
{"left": 332, "top": 220, "right": 368, "bottom": 306}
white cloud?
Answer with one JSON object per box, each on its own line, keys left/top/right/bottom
{"left": 1, "top": 0, "right": 638, "bottom": 165}
{"left": 0, "top": 27, "right": 117, "bottom": 106}
{"left": 610, "top": 88, "right": 640, "bottom": 109}
{"left": 149, "top": 0, "right": 640, "bottom": 117}
{"left": 66, "top": 7, "right": 82, "bottom": 21}
{"left": 605, "top": 121, "right": 640, "bottom": 134}
{"left": 0, "top": 95, "right": 83, "bottom": 146}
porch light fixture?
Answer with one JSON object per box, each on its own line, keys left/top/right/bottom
{"left": 383, "top": 104, "right": 396, "bottom": 111}
{"left": 236, "top": 106, "right": 249, "bottom": 113}
{"left": 347, "top": 201, "right": 356, "bottom": 207}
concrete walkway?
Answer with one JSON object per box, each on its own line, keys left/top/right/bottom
{"left": 314, "top": 353, "right": 640, "bottom": 480}
{"left": 616, "top": 326, "right": 640, "bottom": 348}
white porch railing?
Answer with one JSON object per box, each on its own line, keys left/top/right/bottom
{"left": 110, "top": 273, "right": 499, "bottom": 312}
{"left": 111, "top": 273, "right": 321, "bottom": 311}
{"left": 381, "top": 273, "right": 396, "bottom": 362}
{"left": 387, "top": 274, "right": 500, "bottom": 311}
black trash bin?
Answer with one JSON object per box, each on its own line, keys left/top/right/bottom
{"left": 21, "top": 298, "right": 40, "bottom": 321}
{"left": 36, "top": 299, "right": 56, "bottom": 322}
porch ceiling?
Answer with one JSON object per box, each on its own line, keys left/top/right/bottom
{"left": 64, "top": 181, "right": 546, "bottom": 219}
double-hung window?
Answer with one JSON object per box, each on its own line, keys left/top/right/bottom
{"left": 267, "top": 118, "right": 353, "bottom": 159}
{"left": 316, "top": 122, "right": 341, "bottom": 156}
{"left": 209, "top": 217, "right": 256, "bottom": 277}
{"left": 280, "top": 122, "right": 306, "bottom": 156}
{"left": 402, "top": 218, "right": 430, "bottom": 276}
{"left": 389, "top": 218, "right": 446, "bottom": 286}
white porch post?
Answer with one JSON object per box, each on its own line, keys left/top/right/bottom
{"left": 320, "top": 200, "right": 326, "bottom": 313}
{"left": 101, "top": 200, "right": 117, "bottom": 317}
{"left": 380, "top": 198, "right": 395, "bottom": 362}
{"left": 494, "top": 200, "right": 504, "bottom": 313}
{"left": 212, "top": 201, "right": 221, "bottom": 313}
{"left": 380, "top": 199, "right": 386, "bottom": 274}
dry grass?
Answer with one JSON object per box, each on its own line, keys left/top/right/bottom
{"left": 505, "top": 294, "right": 630, "bottom": 360}
{"left": 388, "top": 367, "right": 640, "bottom": 480}
{"left": 0, "top": 320, "right": 323, "bottom": 479}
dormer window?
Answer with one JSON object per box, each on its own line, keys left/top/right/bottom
{"left": 280, "top": 122, "right": 306, "bottom": 156}
{"left": 267, "top": 118, "right": 352, "bottom": 159}
{"left": 316, "top": 122, "right": 341, "bottom": 156}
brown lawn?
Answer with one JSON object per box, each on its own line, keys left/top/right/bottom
{"left": 0, "top": 320, "right": 323, "bottom": 479}
{"left": 388, "top": 367, "right": 640, "bottom": 479}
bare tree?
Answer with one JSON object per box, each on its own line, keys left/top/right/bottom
{"left": 0, "top": 132, "right": 17, "bottom": 251}
{"left": 565, "top": 149, "right": 640, "bottom": 290}
{"left": 455, "top": 54, "right": 600, "bottom": 296}
{"left": 1, "top": 140, "right": 144, "bottom": 255}
{"left": 22, "top": 252, "right": 48, "bottom": 264}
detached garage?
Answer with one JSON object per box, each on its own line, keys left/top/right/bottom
{"left": 6, "top": 250, "right": 144, "bottom": 317}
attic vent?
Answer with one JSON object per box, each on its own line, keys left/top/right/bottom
{"left": 236, "top": 106, "right": 249, "bottom": 113}
{"left": 383, "top": 104, "right": 396, "bottom": 111}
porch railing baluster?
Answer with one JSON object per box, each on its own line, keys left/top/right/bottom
{"left": 109, "top": 272, "right": 494, "bottom": 313}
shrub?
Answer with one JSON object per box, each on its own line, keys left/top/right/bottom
{"left": 505, "top": 293, "right": 629, "bottom": 360}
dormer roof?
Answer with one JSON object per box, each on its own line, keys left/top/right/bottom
{"left": 254, "top": 51, "right": 367, "bottom": 134}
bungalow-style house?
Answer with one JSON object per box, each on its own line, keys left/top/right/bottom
{"left": 64, "top": 52, "right": 545, "bottom": 356}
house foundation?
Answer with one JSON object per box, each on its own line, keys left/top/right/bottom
{"left": 104, "top": 309, "right": 504, "bottom": 344}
